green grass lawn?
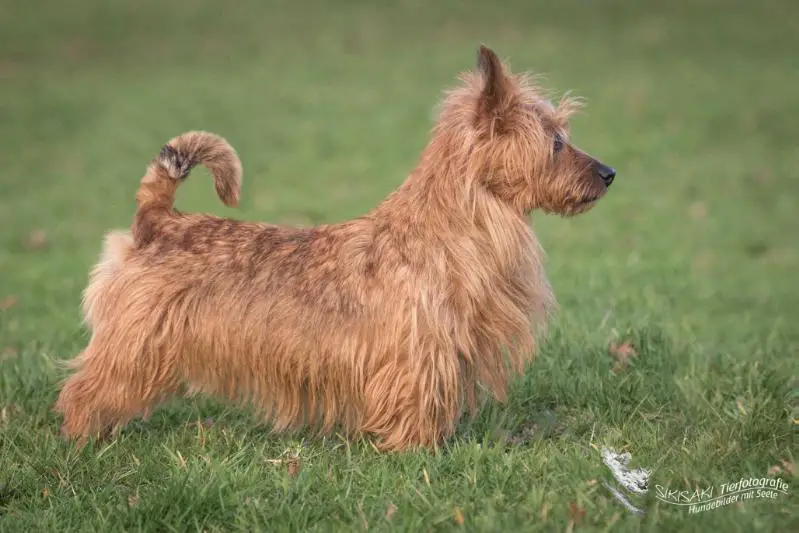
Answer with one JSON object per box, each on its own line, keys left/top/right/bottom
{"left": 1, "top": 1, "right": 797, "bottom": 531}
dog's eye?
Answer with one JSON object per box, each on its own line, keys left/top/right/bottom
{"left": 553, "top": 134, "right": 564, "bottom": 153}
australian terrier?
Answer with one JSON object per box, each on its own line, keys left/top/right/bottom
{"left": 55, "top": 46, "right": 615, "bottom": 451}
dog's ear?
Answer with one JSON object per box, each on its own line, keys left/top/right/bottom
{"left": 476, "top": 45, "right": 511, "bottom": 126}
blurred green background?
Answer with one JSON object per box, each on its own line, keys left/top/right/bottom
{"left": 0, "top": 1, "right": 797, "bottom": 531}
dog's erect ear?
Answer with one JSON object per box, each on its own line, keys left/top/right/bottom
{"left": 476, "top": 45, "right": 510, "bottom": 123}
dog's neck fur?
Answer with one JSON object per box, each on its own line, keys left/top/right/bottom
{"left": 372, "top": 125, "right": 554, "bottom": 324}
{"left": 375, "top": 127, "right": 539, "bottom": 261}
{"left": 365, "top": 128, "right": 554, "bottom": 404}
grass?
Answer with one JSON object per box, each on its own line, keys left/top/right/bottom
{"left": 1, "top": 0, "right": 797, "bottom": 530}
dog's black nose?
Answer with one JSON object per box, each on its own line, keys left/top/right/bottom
{"left": 597, "top": 164, "right": 616, "bottom": 186}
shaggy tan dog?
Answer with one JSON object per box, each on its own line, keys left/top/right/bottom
{"left": 55, "top": 46, "right": 615, "bottom": 451}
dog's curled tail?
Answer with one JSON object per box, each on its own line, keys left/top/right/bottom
{"left": 134, "top": 131, "right": 242, "bottom": 245}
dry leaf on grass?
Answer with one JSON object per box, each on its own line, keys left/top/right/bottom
{"left": 24, "top": 229, "right": 48, "bottom": 250}
{"left": 567, "top": 501, "right": 586, "bottom": 531}
{"left": 0, "top": 296, "right": 18, "bottom": 310}
{"left": 609, "top": 341, "right": 638, "bottom": 373}
{"left": 771, "top": 460, "right": 795, "bottom": 477}
{"left": 385, "top": 503, "right": 397, "bottom": 520}
{"left": 453, "top": 507, "right": 465, "bottom": 525}
{"left": 756, "top": 171, "right": 774, "bottom": 185}
{"left": 689, "top": 201, "right": 707, "bottom": 221}
{"left": 286, "top": 457, "right": 301, "bottom": 477}
{"left": 267, "top": 448, "right": 303, "bottom": 476}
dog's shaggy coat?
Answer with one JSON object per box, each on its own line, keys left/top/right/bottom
{"left": 55, "top": 46, "right": 615, "bottom": 450}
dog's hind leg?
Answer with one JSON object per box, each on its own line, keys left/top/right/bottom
{"left": 55, "top": 332, "right": 179, "bottom": 444}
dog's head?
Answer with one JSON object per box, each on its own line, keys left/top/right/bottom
{"left": 438, "top": 46, "right": 615, "bottom": 216}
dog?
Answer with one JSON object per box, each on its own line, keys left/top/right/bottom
{"left": 55, "top": 46, "right": 615, "bottom": 451}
